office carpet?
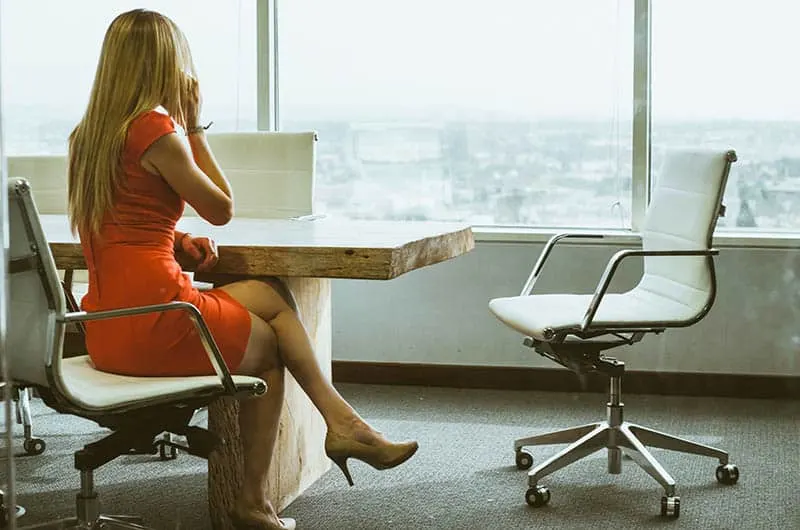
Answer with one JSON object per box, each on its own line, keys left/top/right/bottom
{"left": 2, "top": 384, "right": 798, "bottom": 530}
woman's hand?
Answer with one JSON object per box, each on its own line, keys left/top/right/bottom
{"left": 178, "top": 234, "right": 218, "bottom": 272}
{"left": 182, "top": 75, "right": 203, "bottom": 131}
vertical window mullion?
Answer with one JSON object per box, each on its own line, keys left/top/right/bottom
{"left": 631, "top": 0, "right": 652, "bottom": 231}
{"left": 257, "top": 0, "right": 278, "bottom": 131}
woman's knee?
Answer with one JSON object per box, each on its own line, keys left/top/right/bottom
{"left": 235, "top": 314, "right": 282, "bottom": 376}
{"left": 222, "top": 278, "right": 296, "bottom": 322}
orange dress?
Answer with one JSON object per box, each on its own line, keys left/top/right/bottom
{"left": 80, "top": 110, "right": 250, "bottom": 376}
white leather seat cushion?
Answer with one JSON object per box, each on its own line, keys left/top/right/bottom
{"left": 61, "top": 356, "right": 264, "bottom": 410}
{"left": 489, "top": 287, "right": 701, "bottom": 340}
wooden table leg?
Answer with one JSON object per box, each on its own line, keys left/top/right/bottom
{"left": 203, "top": 276, "right": 332, "bottom": 530}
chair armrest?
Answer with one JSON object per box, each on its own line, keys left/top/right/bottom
{"left": 581, "top": 249, "right": 720, "bottom": 331}
{"left": 521, "top": 233, "right": 617, "bottom": 296}
{"left": 60, "top": 301, "right": 237, "bottom": 395}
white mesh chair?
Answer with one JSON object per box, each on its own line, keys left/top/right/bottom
{"left": 489, "top": 149, "right": 740, "bottom": 518}
{"left": 6, "top": 178, "right": 266, "bottom": 529}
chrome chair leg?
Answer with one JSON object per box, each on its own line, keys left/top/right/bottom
{"left": 619, "top": 424, "right": 677, "bottom": 497}
{"left": 627, "top": 423, "right": 729, "bottom": 464}
{"left": 527, "top": 424, "right": 609, "bottom": 486}
{"left": 514, "top": 422, "right": 601, "bottom": 450}
{"left": 99, "top": 515, "right": 144, "bottom": 525}
{"left": 19, "top": 387, "right": 33, "bottom": 431}
{"left": 16, "top": 387, "right": 46, "bottom": 456}
{"left": 96, "top": 515, "right": 149, "bottom": 529}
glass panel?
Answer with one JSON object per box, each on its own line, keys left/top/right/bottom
{"left": 0, "top": 1, "right": 19, "bottom": 524}
{"left": 1, "top": 0, "right": 257, "bottom": 156}
{"left": 652, "top": 0, "right": 800, "bottom": 231}
{"left": 279, "top": 0, "right": 634, "bottom": 228}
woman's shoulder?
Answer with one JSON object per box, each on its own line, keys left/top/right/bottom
{"left": 129, "top": 108, "right": 177, "bottom": 135}
{"left": 125, "top": 108, "right": 178, "bottom": 159}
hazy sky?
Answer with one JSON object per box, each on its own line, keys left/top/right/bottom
{"left": 1, "top": 0, "right": 799, "bottom": 122}
{"left": 1, "top": 0, "right": 257, "bottom": 123}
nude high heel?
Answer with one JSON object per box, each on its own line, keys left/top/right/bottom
{"left": 324, "top": 430, "right": 419, "bottom": 486}
{"left": 229, "top": 511, "right": 296, "bottom": 530}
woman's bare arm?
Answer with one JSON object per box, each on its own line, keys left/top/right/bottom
{"left": 187, "top": 130, "right": 233, "bottom": 198}
{"left": 141, "top": 132, "right": 233, "bottom": 226}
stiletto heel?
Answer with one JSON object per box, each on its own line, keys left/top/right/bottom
{"left": 325, "top": 430, "right": 419, "bottom": 487}
{"left": 331, "top": 455, "right": 355, "bottom": 486}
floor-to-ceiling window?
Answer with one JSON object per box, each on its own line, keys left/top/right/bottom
{"left": 279, "top": 0, "right": 634, "bottom": 228}
{"left": 651, "top": 0, "right": 800, "bottom": 232}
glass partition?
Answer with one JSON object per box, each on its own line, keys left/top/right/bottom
{"left": 0, "top": 0, "right": 19, "bottom": 526}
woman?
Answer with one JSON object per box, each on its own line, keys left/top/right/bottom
{"left": 67, "top": 9, "right": 417, "bottom": 530}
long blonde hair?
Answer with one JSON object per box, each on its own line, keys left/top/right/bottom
{"left": 68, "top": 9, "right": 196, "bottom": 236}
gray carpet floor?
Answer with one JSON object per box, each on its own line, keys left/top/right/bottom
{"left": 2, "top": 384, "right": 798, "bottom": 530}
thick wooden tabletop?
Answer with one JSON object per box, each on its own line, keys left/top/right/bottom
{"left": 41, "top": 215, "right": 474, "bottom": 280}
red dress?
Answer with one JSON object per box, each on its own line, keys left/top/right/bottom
{"left": 80, "top": 110, "right": 250, "bottom": 376}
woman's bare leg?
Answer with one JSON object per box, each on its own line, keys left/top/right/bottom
{"left": 221, "top": 279, "right": 362, "bottom": 433}
{"left": 222, "top": 277, "right": 416, "bottom": 526}
{"left": 231, "top": 313, "right": 288, "bottom": 529}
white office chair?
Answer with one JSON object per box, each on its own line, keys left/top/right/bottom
{"left": 6, "top": 155, "right": 75, "bottom": 456}
{"left": 203, "top": 131, "right": 317, "bottom": 219}
{"left": 489, "top": 149, "right": 740, "bottom": 518}
{"left": 6, "top": 178, "right": 266, "bottom": 529}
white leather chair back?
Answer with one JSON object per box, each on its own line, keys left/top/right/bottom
{"left": 7, "top": 155, "right": 92, "bottom": 289}
{"left": 6, "top": 155, "right": 68, "bottom": 214}
{"left": 7, "top": 132, "right": 318, "bottom": 221}
{"left": 7, "top": 178, "right": 67, "bottom": 388}
{"left": 637, "top": 149, "right": 736, "bottom": 314}
{"left": 201, "top": 131, "right": 316, "bottom": 219}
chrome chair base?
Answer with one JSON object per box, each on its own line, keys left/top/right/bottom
{"left": 18, "top": 468, "right": 153, "bottom": 530}
{"left": 514, "top": 375, "right": 739, "bottom": 518}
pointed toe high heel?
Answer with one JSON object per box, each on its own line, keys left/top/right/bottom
{"left": 325, "top": 431, "right": 419, "bottom": 487}
{"left": 229, "top": 511, "right": 296, "bottom": 530}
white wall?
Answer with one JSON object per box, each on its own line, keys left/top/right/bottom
{"left": 331, "top": 239, "right": 800, "bottom": 376}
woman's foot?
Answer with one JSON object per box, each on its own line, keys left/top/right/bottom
{"left": 230, "top": 499, "right": 296, "bottom": 530}
{"left": 325, "top": 419, "right": 419, "bottom": 486}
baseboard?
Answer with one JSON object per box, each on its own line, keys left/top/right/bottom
{"left": 332, "top": 361, "right": 800, "bottom": 400}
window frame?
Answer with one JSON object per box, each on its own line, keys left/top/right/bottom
{"left": 260, "top": 0, "right": 799, "bottom": 248}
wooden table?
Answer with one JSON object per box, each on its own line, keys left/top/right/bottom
{"left": 41, "top": 215, "right": 474, "bottom": 529}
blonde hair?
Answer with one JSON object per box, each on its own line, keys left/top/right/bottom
{"left": 68, "top": 9, "right": 196, "bottom": 236}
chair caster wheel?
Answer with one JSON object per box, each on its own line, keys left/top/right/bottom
{"left": 159, "top": 443, "right": 178, "bottom": 461}
{"left": 515, "top": 449, "right": 533, "bottom": 470}
{"left": 715, "top": 464, "right": 739, "bottom": 485}
{"left": 0, "top": 489, "right": 26, "bottom": 528}
{"left": 23, "top": 438, "right": 45, "bottom": 456}
{"left": 525, "top": 486, "right": 550, "bottom": 508}
{"left": 660, "top": 495, "right": 680, "bottom": 518}
{"left": 157, "top": 432, "right": 178, "bottom": 461}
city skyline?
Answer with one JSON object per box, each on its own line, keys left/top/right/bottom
{"left": 5, "top": 106, "right": 800, "bottom": 232}
{"left": 2, "top": 1, "right": 800, "bottom": 232}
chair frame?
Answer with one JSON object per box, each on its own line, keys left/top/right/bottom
{"left": 522, "top": 235, "right": 721, "bottom": 340}
{"left": 511, "top": 150, "right": 740, "bottom": 519}
{"left": 8, "top": 178, "right": 265, "bottom": 529}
